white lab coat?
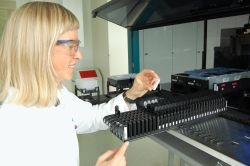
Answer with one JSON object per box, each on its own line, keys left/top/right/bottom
{"left": 0, "top": 86, "right": 133, "bottom": 166}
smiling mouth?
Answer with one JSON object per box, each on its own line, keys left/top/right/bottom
{"left": 69, "top": 64, "right": 76, "bottom": 69}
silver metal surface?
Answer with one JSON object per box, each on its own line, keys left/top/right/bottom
{"left": 151, "top": 116, "right": 250, "bottom": 166}
{"left": 150, "top": 131, "right": 230, "bottom": 166}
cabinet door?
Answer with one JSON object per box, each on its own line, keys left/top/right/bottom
{"left": 172, "top": 22, "right": 200, "bottom": 74}
{"left": 196, "top": 21, "right": 204, "bottom": 69}
{"left": 141, "top": 22, "right": 203, "bottom": 83}
{"left": 142, "top": 26, "right": 173, "bottom": 83}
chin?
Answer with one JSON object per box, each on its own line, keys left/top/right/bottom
{"left": 61, "top": 73, "right": 73, "bottom": 81}
{"left": 65, "top": 75, "right": 73, "bottom": 80}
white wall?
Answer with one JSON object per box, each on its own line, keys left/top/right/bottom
{"left": 91, "top": 1, "right": 129, "bottom": 94}
{"left": 108, "top": 22, "right": 129, "bottom": 76}
{"left": 91, "top": 0, "right": 110, "bottom": 94}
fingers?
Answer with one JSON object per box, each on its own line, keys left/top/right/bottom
{"left": 96, "top": 149, "right": 118, "bottom": 165}
{"left": 143, "top": 69, "right": 160, "bottom": 80}
{"left": 128, "top": 69, "right": 160, "bottom": 99}
{"left": 140, "top": 70, "right": 160, "bottom": 91}
{"left": 114, "top": 141, "right": 129, "bottom": 158}
{"left": 95, "top": 142, "right": 129, "bottom": 166}
{"left": 152, "top": 78, "right": 160, "bottom": 90}
{"left": 110, "top": 142, "right": 129, "bottom": 165}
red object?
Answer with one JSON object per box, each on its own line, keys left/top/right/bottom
{"left": 232, "top": 82, "right": 238, "bottom": 86}
{"left": 79, "top": 70, "right": 97, "bottom": 78}
{"left": 220, "top": 83, "right": 226, "bottom": 87}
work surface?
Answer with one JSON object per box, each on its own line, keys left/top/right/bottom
{"left": 151, "top": 113, "right": 250, "bottom": 166}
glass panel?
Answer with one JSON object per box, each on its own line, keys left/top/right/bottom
{"left": 93, "top": 0, "right": 250, "bottom": 30}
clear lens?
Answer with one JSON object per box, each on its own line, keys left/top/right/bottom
{"left": 56, "top": 40, "right": 81, "bottom": 53}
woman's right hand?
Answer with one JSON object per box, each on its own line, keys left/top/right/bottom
{"left": 95, "top": 142, "right": 129, "bottom": 166}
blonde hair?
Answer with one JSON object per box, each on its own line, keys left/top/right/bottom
{"left": 0, "top": 2, "right": 79, "bottom": 107}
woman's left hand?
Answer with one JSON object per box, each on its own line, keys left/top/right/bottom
{"left": 125, "top": 69, "right": 160, "bottom": 100}
{"left": 95, "top": 142, "right": 129, "bottom": 166}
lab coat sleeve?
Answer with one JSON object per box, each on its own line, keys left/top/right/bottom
{"left": 62, "top": 88, "right": 136, "bottom": 134}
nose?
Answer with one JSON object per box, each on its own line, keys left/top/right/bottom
{"left": 75, "top": 50, "right": 83, "bottom": 60}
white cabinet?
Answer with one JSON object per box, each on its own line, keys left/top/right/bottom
{"left": 172, "top": 22, "right": 203, "bottom": 74}
{"left": 141, "top": 26, "right": 173, "bottom": 84}
{"left": 140, "top": 21, "right": 204, "bottom": 83}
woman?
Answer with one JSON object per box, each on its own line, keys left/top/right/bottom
{"left": 0, "top": 2, "right": 160, "bottom": 166}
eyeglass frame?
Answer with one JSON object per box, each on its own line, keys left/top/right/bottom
{"left": 56, "top": 40, "right": 81, "bottom": 53}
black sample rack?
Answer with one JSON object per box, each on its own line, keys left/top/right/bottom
{"left": 104, "top": 90, "right": 227, "bottom": 141}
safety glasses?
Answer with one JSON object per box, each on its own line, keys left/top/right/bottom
{"left": 56, "top": 40, "right": 81, "bottom": 53}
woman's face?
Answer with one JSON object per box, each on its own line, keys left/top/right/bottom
{"left": 51, "top": 30, "right": 82, "bottom": 81}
